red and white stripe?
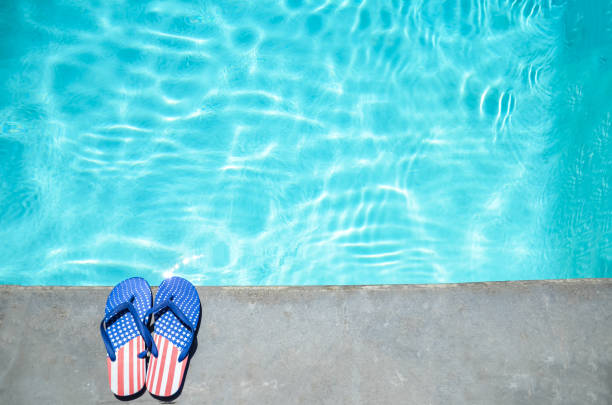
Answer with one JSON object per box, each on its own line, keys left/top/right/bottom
{"left": 146, "top": 334, "right": 188, "bottom": 397}
{"left": 107, "top": 336, "right": 146, "bottom": 396}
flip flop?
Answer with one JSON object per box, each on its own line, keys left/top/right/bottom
{"left": 100, "top": 277, "right": 153, "bottom": 397}
{"left": 146, "top": 276, "right": 201, "bottom": 397}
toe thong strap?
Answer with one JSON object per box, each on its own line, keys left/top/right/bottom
{"left": 145, "top": 299, "right": 196, "bottom": 361}
{"left": 100, "top": 300, "right": 153, "bottom": 361}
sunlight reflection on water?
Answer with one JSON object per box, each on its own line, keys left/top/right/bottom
{"left": 0, "top": 0, "right": 610, "bottom": 285}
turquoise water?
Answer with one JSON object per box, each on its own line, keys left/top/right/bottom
{"left": 0, "top": 0, "right": 610, "bottom": 285}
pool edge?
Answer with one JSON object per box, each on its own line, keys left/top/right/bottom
{"left": 1, "top": 279, "right": 611, "bottom": 404}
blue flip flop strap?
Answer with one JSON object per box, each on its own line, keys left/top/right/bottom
{"left": 100, "top": 301, "right": 153, "bottom": 361}
{"left": 146, "top": 299, "right": 195, "bottom": 361}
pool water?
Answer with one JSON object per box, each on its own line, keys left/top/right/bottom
{"left": 1, "top": 0, "right": 610, "bottom": 285}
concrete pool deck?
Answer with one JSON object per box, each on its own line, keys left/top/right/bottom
{"left": 0, "top": 279, "right": 611, "bottom": 404}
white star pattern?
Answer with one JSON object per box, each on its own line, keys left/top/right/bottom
{"left": 104, "top": 277, "right": 152, "bottom": 352}
{"left": 153, "top": 277, "right": 201, "bottom": 350}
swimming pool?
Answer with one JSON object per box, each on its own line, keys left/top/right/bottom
{"left": 1, "top": 0, "right": 610, "bottom": 285}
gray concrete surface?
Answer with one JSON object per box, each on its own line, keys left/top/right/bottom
{"left": 0, "top": 280, "right": 611, "bottom": 404}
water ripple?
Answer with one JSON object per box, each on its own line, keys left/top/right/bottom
{"left": 0, "top": 0, "right": 609, "bottom": 285}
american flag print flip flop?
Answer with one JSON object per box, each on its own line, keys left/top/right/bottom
{"left": 146, "top": 277, "right": 201, "bottom": 397}
{"left": 100, "top": 277, "right": 153, "bottom": 397}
